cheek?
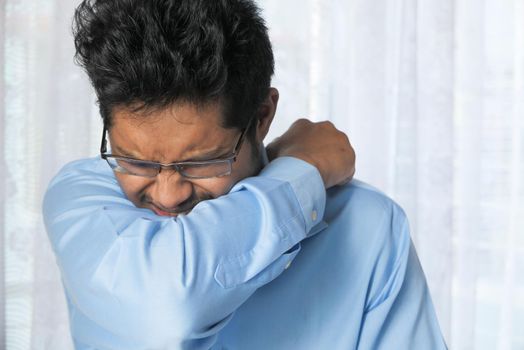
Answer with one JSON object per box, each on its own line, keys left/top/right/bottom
{"left": 115, "top": 173, "right": 152, "bottom": 203}
{"left": 191, "top": 176, "right": 238, "bottom": 198}
{"left": 232, "top": 140, "right": 260, "bottom": 179}
{"left": 193, "top": 142, "right": 259, "bottom": 197}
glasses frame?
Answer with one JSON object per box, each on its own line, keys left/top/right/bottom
{"left": 100, "top": 117, "right": 254, "bottom": 179}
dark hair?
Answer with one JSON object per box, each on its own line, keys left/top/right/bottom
{"left": 73, "top": 0, "right": 274, "bottom": 133}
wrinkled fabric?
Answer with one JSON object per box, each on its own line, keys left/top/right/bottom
{"left": 43, "top": 156, "right": 326, "bottom": 349}
{"left": 43, "top": 155, "right": 446, "bottom": 349}
{"left": 214, "top": 180, "right": 447, "bottom": 350}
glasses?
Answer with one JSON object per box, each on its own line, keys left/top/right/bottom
{"left": 100, "top": 118, "right": 253, "bottom": 179}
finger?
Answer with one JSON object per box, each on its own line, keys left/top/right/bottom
{"left": 265, "top": 143, "right": 278, "bottom": 161}
{"left": 338, "top": 165, "right": 356, "bottom": 186}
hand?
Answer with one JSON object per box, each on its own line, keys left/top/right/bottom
{"left": 266, "top": 119, "right": 356, "bottom": 189}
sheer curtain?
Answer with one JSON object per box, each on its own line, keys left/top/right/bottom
{"left": 1, "top": 0, "right": 523, "bottom": 349}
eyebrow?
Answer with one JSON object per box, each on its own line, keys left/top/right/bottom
{"left": 111, "top": 144, "right": 230, "bottom": 163}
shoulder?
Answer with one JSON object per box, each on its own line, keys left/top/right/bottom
{"left": 322, "top": 180, "right": 415, "bottom": 308}
{"left": 325, "top": 179, "right": 408, "bottom": 241}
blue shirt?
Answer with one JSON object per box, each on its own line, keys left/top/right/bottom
{"left": 43, "top": 156, "right": 446, "bottom": 349}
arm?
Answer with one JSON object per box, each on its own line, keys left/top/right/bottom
{"left": 356, "top": 204, "right": 447, "bottom": 349}
{"left": 43, "top": 156, "right": 325, "bottom": 349}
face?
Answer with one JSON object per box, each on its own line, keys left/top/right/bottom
{"left": 108, "top": 91, "right": 278, "bottom": 216}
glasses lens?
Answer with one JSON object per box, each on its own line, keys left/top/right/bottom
{"left": 106, "top": 157, "right": 158, "bottom": 177}
{"left": 179, "top": 161, "right": 232, "bottom": 179}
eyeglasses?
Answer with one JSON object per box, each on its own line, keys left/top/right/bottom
{"left": 100, "top": 118, "right": 253, "bottom": 179}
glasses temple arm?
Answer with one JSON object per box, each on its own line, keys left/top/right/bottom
{"left": 100, "top": 126, "right": 108, "bottom": 154}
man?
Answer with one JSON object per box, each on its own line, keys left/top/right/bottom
{"left": 43, "top": 0, "right": 446, "bottom": 349}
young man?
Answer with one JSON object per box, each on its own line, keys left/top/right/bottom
{"left": 43, "top": 0, "right": 447, "bottom": 349}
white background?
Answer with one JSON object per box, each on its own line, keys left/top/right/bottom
{"left": 1, "top": 0, "right": 523, "bottom": 349}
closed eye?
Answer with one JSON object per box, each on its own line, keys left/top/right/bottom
{"left": 116, "top": 157, "right": 158, "bottom": 168}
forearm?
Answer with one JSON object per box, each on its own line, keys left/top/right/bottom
{"left": 43, "top": 156, "right": 325, "bottom": 348}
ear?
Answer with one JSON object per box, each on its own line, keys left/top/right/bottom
{"left": 255, "top": 88, "right": 279, "bottom": 143}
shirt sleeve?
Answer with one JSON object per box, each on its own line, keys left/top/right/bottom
{"left": 356, "top": 204, "right": 448, "bottom": 350}
{"left": 42, "top": 156, "right": 326, "bottom": 350}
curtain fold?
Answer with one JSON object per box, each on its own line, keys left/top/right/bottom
{"left": 261, "top": 0, "right": 524, "bottom": 348}
{"left": 1, "top": 0, "right": 7, "bottom": 347}
{"left": 1, "top": 0, "right": 523, "bottom": 349}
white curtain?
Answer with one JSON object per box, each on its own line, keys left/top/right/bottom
{"left": 1, "top": 0, "right": 523, "bottom": 349}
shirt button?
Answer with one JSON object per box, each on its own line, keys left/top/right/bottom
{"left": 285, "top": 261, "right": 292, "bottom": 270}
{"left": 311, "top": 210, "right": 318, "bottom": 222}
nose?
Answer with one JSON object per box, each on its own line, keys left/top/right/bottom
{"left": 151, "top": 170, "right": 193, "bottom": 212}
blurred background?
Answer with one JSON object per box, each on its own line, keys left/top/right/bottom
{"left": 1, "top": 0, "right": 523, "bottom": 349}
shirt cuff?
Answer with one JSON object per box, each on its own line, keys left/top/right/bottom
{"left": 259, "top": 156, "right": 326, "bottom": 234}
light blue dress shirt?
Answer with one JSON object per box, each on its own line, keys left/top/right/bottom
{"left": 43, "top": 156, "right": 446, "bottom": 349}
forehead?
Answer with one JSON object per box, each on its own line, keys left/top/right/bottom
{"left": 109, "top": 102, "right": 238, "bottom": 162}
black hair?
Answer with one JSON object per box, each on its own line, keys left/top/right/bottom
{"left": 73, "top": 0, "right": 274, "bottom": 133}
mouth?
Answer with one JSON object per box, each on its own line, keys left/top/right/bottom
{"left": 145, "top": 192, "right": 211, "bottom": 217}
{"left": 151, "top": 206, "right": 179, "bottom": 217}
{"left": 149, "top": 202, "right": 198, "bottom": 217}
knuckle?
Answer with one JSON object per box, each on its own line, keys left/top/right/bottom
{"left": 290, "top": 118, "right": 311, "bottom": 130}
{"left": 319, "top": 120, "right": 334, "bottom": 128}
{"left": 294, "top": 118, "right": 311, "bottom": 125}
{"left": 341, "top": 132, "right": 350, "bottom": 145}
